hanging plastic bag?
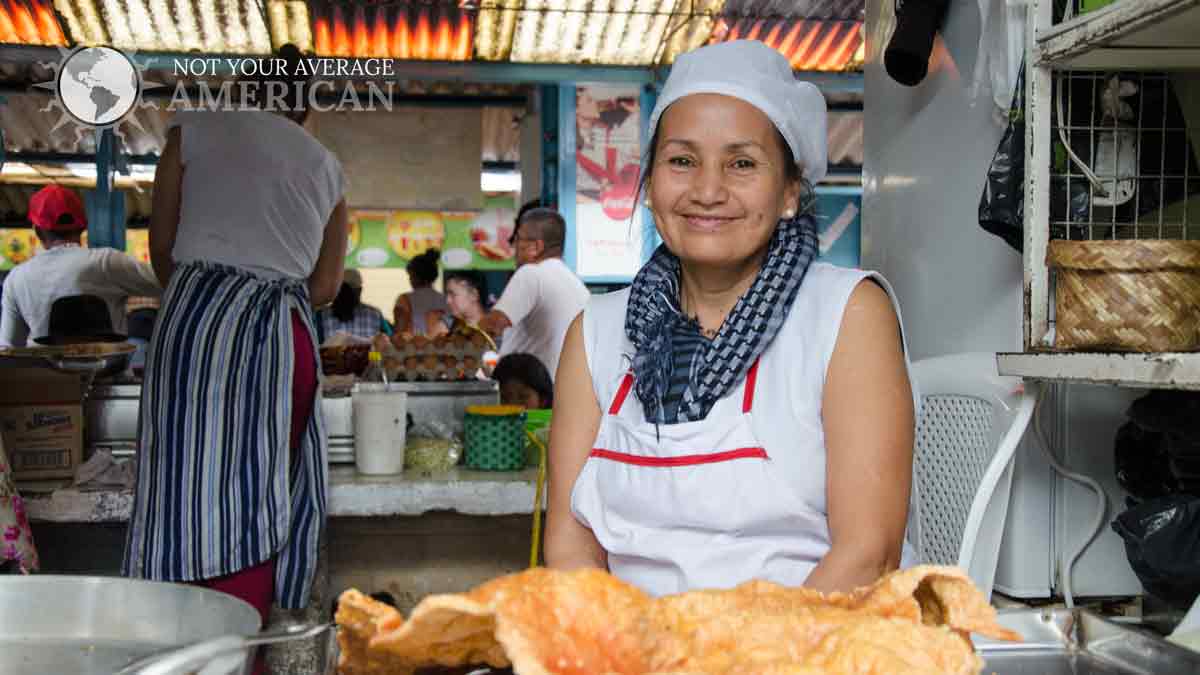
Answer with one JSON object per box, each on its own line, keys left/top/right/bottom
{"left": 1112, "top": 494, "right": 1200, "bottom": 610}
{"left": 978, "top": 60, "right": 1025, "bottom": 252}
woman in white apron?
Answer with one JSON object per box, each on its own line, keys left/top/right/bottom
{"left": 546, "top": 40, "right": 920, "bottom": 597}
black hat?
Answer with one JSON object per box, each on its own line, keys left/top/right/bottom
{"left": 885, "top": 0, "right": 952, "bottom": 87}
{"left": 33, "top": 294, "right": 126, "bottom": 345}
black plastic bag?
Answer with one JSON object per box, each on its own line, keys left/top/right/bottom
{"left": 1127, "top": 391, "right": 1200, "bottom": 495}
{"left": 1112, "top": 494, "right": 1200, "bottom": 609}
{"left": 1114, "top": 420, "right": 1178, "bottom": 500}
{"left": 978, "top": 61, "right": 1025, "bottom": 252}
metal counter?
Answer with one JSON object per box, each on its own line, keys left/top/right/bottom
{"left": 977, "top": 608, "right": 1200, "bottom": 674}
{"left": 86, "top": 380, "right": 498, "bottom": 464}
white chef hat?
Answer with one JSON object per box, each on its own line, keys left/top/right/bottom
{"left": 648, "top": 40, "right": 828, "bottom": 184}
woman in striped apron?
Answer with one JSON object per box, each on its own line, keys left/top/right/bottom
{"left": 547, "top": 41, "right": 919, "bottom": 597}
{"left": 123, "top": 45, "right": 348, "bottom": 654}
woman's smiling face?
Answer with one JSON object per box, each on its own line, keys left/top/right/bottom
{"left": 647, "top": 93, "right": 800, "bottom": 269}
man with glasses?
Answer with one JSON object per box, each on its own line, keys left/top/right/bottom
{"left": 479, "top": 204, "right": 589, "bottom": 381}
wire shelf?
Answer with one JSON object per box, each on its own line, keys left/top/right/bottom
{"left": 999, "top": 0, "right": 1200, "bottom": 388}
{"left": 1049, "top": 71, "right": 1198, "bottom": 242}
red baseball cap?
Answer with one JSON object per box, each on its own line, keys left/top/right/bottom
{"left": 29, "top": 184, "right": 88, "bottom": 231}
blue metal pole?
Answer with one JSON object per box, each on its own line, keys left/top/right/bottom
{"left": 557, "top": 84, "right": 575, "bottom": 273}
{"left": 639, "top": 82, "right": 659, "bottom": 264}
{"left": 539, "top": 84, "right": 559, "bottom": 207}
{"left": 85, "top": 128, "right": 126, "bottom": 250}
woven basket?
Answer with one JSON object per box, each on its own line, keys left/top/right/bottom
{"left": 464, "top": 405, "right": 527, "bottom": 471}
{"left": 1047, "top": 240, "right": 1200, "bottom": 352}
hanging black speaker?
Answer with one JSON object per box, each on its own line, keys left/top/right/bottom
{"left": 884, "top": 0, "right": 953, "bottom": 87}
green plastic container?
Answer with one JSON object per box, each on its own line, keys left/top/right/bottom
{"left": 524, "top": 408, "right": 552, "bottom": 467}
{"left": 464, "top": 405, "right": 527, "bottom": 471}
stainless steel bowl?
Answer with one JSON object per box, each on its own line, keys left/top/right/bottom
{"left": 45, "top": 349, "right": 133, "bottom": 379}
{"left": 0, "top": 575, "right": 261, "bottom": 675}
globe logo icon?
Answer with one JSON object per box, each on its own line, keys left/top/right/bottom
{"left": 56, "top": 46, "right": 140, "bottom": 127}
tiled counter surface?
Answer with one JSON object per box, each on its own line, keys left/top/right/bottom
{"left": 22, "top": 466, "right": 541, "bottom": 522}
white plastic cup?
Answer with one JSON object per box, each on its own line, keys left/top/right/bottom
{"left": 352, "top": 390, "right": 407, "bottom": 475}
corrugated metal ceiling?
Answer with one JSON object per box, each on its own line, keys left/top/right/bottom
{"left": 0, "top": 0, "right": 866, "bottom": 69}
{"left": 53, "top": 0, "right": 272, "bottom": 52}
{"left": 311, "top": 1, "right": 472, "bottom": 60}
{"left": 0, "top": 0, "right": 67, "bottom": 45}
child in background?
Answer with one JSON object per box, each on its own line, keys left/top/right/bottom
{"left": 492, "top": 353, "right": 553, "bottom": 410}
{"left": 493, "top": 353, "right": 554, "bottom": 468}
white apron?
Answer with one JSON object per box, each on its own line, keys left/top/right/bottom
{"left": 571, "top": 357, "right": 833, "bottom": 597}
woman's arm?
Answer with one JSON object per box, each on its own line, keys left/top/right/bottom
{"left": 544, "top": 313, "right": 608, "bottom": 571}
{"left": 392, "top": 295, "right": 413, "bottom": 335}
{"left": 148, "top": 127, "right": 183, "bottom": 289}
{"left": 308, "top": 200, "right": 349, "bottom": 307}
{"left": 804, "top": 280, "right": 915, "bottom": 594}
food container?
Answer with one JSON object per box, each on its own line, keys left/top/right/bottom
{"left": 0, "top": 575, "right": 261, "bottom": 675}
{"left": 1048, "top": 240, "right": 1200, "bottom": 352}
{"left": 976, "top": 607, "right": 1200, "bottom": 674}
{"left": 524, "top": 408, "right": 552, "bottom": 467}
{"left": 352, "top": 388, "right": 407, "bottom": 475}
{"left": 464, "top": 404, "right": 527, "bottom": 471}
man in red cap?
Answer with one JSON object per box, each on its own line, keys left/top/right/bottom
{"left": 1, "top": 184, "right": 161, "bottom": 347}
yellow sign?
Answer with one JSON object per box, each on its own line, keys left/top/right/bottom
{"left": 387, "top": 211, "right": 445, "bottom": 260}
{"left": 0, "top": 229, "right": 151, "bottom": 271}
{"left": 1, "top": 230, "right": 39, "bottom": 267}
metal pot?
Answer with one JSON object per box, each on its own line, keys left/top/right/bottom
{"left": 0, "top": 575, "right": 261, "bottom": 675}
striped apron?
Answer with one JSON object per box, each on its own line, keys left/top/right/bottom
{"left": 123, "top": 261, "right": 328, "bottom": 609}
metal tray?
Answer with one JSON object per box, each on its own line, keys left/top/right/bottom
{"left": 0, "top": 575, "right": 260, "bottom": 675}
{"left": 977, "top": 608, "right": 1200, "bottom": 675}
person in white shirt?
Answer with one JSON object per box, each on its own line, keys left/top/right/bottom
{"left": 0, "top": 184, "right": 161, "bottom": 347}
{"left": 480, "top": 206, "right": 590, "bottom": 380}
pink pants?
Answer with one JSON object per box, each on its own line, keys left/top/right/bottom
{"left": 194, "top": 310, "right": 317, "bottom": 674}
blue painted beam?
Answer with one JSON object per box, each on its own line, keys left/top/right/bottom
{"left": 84, "top": 129, "right": 126, "bottom": 251}
{"left": 7, "top": 151, "right": 159, "bottom": 165}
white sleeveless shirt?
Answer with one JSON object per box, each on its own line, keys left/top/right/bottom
{"left": 574, "top": 262, "right": 920, "bottom": 595}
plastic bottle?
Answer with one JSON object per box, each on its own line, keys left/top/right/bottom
{"left": 361, "top": 350, "right": 389, "bottom": 387}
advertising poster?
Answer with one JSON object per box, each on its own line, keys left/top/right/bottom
{"left": 345, "top": 209, "right": 445, "bottom": 269}
{"left": 440, "top": 193, "right": 518, "bottom": 271}
{"left": 343, "top": 194, "right": 517, "bottom": 271}
{"left": 0, "top": 229, "right": 40, "bottom": 271}
{"left": 0, "top": 228, "right": 150, "bottom": 271}
{"left": 574, "top": 83, "right": 645, "bottom": 279}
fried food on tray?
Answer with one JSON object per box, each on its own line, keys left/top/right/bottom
{"left": 335, "top": 565, "right": 1019, "bottom": 675}
{"left": 337, "top": 568, "right": 650, "bottom": 675}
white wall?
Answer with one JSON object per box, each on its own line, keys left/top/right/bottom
{"left": 863, "top": 0, "right": 1143, "bottom": 599}
{"left": 862, "top": 0, "right": 1020, "bottom": 360}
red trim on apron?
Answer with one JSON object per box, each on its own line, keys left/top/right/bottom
{"left": 609, "top": 372, "right": 636, "bottom": 415}
{"left": 742, "top": 359, "right": 760, "bottom": 414}
{"left": 590, "top": 447, "right": 768, "bottom": 466}
{"left": 593, "top": 357, "right": 765, "bottom": 466}
{"left": 608, "top": 357, "right": 762, "bottom": 416}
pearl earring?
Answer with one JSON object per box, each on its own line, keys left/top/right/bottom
{"left": 783, "top": 209, "right": 795, "bottom": 219}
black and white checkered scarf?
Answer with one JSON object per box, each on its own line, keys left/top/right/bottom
{"left": 625, "top": 214, "right": 820, "bottom": 424}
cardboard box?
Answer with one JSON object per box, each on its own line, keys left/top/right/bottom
{"left": 0, "top": 368, "right": 86, "bottom": 480}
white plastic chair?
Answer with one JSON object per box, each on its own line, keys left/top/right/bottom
{"left": 909, "top": 352, "right": 1038, "bottom": 602}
